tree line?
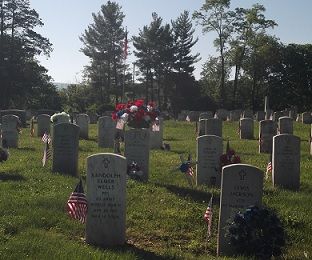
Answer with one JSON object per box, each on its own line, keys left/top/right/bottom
{"left": 1, "top": 0, "right": 312, "bottom": 114}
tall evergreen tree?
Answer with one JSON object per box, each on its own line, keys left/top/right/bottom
{"left": 80, "top": 1, "right": 125, "bottom": 105}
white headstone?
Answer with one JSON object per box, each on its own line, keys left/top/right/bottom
{"left": 76, "top": 114, "right": 89, "bottom": 139}
{"left": 196, "top": 135, "right": 223, "bottom": 186}
{"left": 124, "top": 128, "right": 150, "bottom": 182}
{"left": 150, "top": 118, "right": 163, "bottom": 149}
{"left": 302, "top": 112, "right": 312, "bottom": 124}
{"left": 1, "top": 115, "right": 19, "bottom": 148}
{"left": 52, "top": 123, "right": 80, "bottom": 176}
{"left": 272, "top": 134, "right": 300, "bottom": 190}
{"left": 278, "top": 116, "right": 293, "bottom": 134}
{"left": 240, "top": 118, "right": 254, "bottom": 139}
{"left": 259, "top": 120, "right": 276, "bottom": 153}
{"left": 98, "top": 116, "right": 116, "bottom": 148}
{"left": 37, "top": 114, "right": 51, "bottom": 137}
{"left": 86, "top": 153, "right": 127, "bottom": 246}
{"left": 217, "top": 164, "right": 263, "bottom": 256}
{"left": 206, "top": 118, "right": 222, "bottom": 137}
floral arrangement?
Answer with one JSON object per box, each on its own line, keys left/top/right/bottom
{"left": 226, "top": 205, "right": 285, "bottom": 259}
{"left": 50, "top": 112, "right": 70, "bottom": 124}
{"left": 220, "top": 140, "right": 241, "bottom": 168}
{"left": 112, "top": 99, "right": 160, "bottom": 129}
{"left": 127, "top": 161, "right": 144, "bottom": 181}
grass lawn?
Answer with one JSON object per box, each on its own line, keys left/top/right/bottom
{"left": 0, "top": 120, "right": 311, "bottom": 259}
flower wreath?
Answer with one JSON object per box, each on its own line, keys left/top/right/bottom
{"left": 112, "top": 99, "right": 160, "bottom": 129}
{"left": 50, "top": 112, "right": 70, "bottom": 124}
{"left": 226, "top": 205, "right": 285, "bottom": 259}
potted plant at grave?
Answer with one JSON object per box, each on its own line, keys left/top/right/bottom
{"left": 50, "top": 112, "right": 70, "bottom": 125}
{"left": 226, "top": 205, "right": 286, "bottom": 259}
{"left": 111, "top": 99, "right": 160, "bottom": 129}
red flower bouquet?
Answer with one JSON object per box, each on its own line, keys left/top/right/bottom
{"left": 112, "top": 99, "right": 160, "bottom": 129}
{"left": 220, "top": 141, "right": 241, "bottom": 168}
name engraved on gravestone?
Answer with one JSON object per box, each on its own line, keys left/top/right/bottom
{"left": 125, "top": 129, "right": 150, "bottom": 182}
{"left": 272, "top": 134, "right": 300, "bottom": 190}
{"left": 86, "top": 153, "right": 126, "bottom": 246}
{"left": 196, "top": 135, "right": 223, "bottom": 186}
{"left": 52, "top": 123, "right": 79, "bottom": 176}
{"left": 217, "top": 164, "right": 263, "bottom": 256}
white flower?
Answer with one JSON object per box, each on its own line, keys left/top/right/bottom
{"left": 147, "top": 105, "right": 152, "bottom": 112}
{"left": 130, "top": 105, "right": 138, "bottom": 112}
{"left": 120, "top": 113, "right": 129, "bottom": 122}
{"left": 50, "top": 112, "right": 70, "bottom": 123}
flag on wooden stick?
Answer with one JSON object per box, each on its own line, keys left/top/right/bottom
{"left": 266, "top": 153, "right": 272, "bottom": 180}
{"left": 67, "top": 179, "right": 87, "bottom": 223}
{"left": 204, "top": 196, "right": 213, "bottom": 238}
{"left": 42, "top": 132, "right": 51, "bottom": 167}
{"left": 30, "top": 118, "right": 35, "bottom": 137}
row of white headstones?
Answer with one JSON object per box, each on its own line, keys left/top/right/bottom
{"left": 0, "top": 113, "right": 308, "bottom": 256}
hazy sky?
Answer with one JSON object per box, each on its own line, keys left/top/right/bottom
{"left": 30, "top": 0, "right": 312, "bottom": 83}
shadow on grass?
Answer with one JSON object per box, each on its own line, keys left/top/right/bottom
{"left": 154, "top": 182, "right": 213, "bottom": 203}
{"left": 0, "top": 172, "right": 26, "bottom": 181}
{"left": 91, "top": 243, "right": 167, "bottom": 260}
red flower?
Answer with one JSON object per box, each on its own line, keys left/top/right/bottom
{"left": 116, "top": 103, "right": 126, "bottom": 111}
{"left": 134, "top": 99, "right": 144, "bottom": 107}
{"left": 112, "top": 112, "right": 117, "bottom": 120}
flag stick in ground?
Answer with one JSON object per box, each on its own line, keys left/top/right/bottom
{"left": 204, "top": 195, "right": 213, "bottom": 252}
{"left": 67, "top": 178, "right": 87, "bottom": 224}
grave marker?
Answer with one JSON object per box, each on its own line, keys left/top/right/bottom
{"left": 196, "top": 135, "right": 223, "bottom": 186}
{"left": 86, "top": 153, "right": 127, "bottom": 246}
{"left": 272, "top": 134, "right": 300, "bottom": 190}
{"left": 217, "top": 164, "right": 263, "bottom": 256}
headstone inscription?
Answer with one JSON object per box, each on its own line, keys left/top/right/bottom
{"left": 76, "top": 114, "right": 89, "bottom": 139}
{"left": 1, "top": 115, "right": 19, "bottom": 148}
{"left": 240, "top": 118, "right": 254, "bottom": 139}
{"left": 98, "top": 116, "right": 116, "bottom": 148}
{"left": 196, "top": 135, "right": 223, "bottom": 186}
{"left": 124, "top": 128, "right": 150, "bottom": 182}
{"left": 37, "top": 114, "right": 51, "bottom": 137}
{"left": 86, "top": 153, "right": 127, "bottom": 246}
{"left": 52, "top": 123, "right": 79, "bottom": 176}
{"left": 272, "top": 134, "right": 300, "bottom": 190}
{"left": 217, "top": 164, "right": 263, "bottom": 256}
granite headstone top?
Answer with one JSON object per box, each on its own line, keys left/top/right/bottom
{"left": 217, "top": 164, "right": 263, "bottom": 256}
{"left": 76, "top": 114, "right": 89, "bottom": 139}
{"left": 272, "top": 134, "right": 300, "bottom": 190}
{"left": 206, "top": 118, "right": 222, "bottom": 137}
{"left": 0, "top": 109, "right": 26, "bottom": 127}
{"left": 240, "top": 118, "right": 254, "bottom": 139}
{"left": 86, "top": 153, "right": 127, "bottom": 246}
{"left": 259, "top": 120, "right": 276, "bottom": 153}
{"left": 37, "top": 114, "right": 51, "bottom": 137}
{"left": 278, "top": 116, "right": 293, "bottom": 134}
{"left": 98, "top": 116, "right": 116, "bottom": 148}
{"left": 124, "top": 128, "right": 150, "bottom": 182}
{"left": 196, "top": 135, "right": 223, "bottom": 186}
{"left": 1, "top": 114, "right": 19, "bottom": 148}
{"left": 52, "top": 123, "right": 80, "bottom": 176}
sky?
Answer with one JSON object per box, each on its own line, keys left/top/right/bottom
{"left": 30, "top": 0, "right": 312, "bottom": 84}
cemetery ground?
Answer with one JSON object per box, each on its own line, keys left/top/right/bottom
{"left": 0, "top": 121, "right": 311, "bottom": 259}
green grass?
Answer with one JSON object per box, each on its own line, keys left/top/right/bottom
{"left": 0, "top": 120, "right": 311, "bottom": 259}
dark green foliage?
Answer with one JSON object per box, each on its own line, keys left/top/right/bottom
{"left": 226, "top": 206, "right": 285, "bottom": 259}
{"left": 0, "top": 0, "right": 55, "bottom": 109}
{"left": 80, "top": 1, "right": 126, "bottom": 105}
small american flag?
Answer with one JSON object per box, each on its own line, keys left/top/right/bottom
{"left": 116, "top": 119, "right": 125, "bottom": 130}
{"left": 204, "top": 196, "right": 213, "bottom": 237}
{"left": 67, "top": 179, "right": 87, "bottom": 224}
{"left": 265, "top": 154, "right": 272, "bottom": 180}
{"left": 187, "top": 165, "right": 194, "bottom": 177}
{"left": 42, "top": 132, "right": 51, "bottom": 144}
{"left": 42, "top": 140, "right": 51, "bottom": 167}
